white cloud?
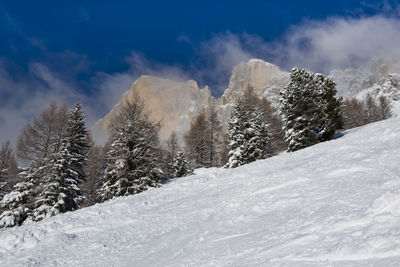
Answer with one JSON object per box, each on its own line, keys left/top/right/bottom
{"left": 275, "top": 15, "right": 400, "bottom": 73}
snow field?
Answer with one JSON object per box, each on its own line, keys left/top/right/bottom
{"left": 0, "top": 117, "right": 400, "bottom": 266}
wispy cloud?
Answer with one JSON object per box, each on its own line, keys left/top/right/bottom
{"left": 273, "top": 15, "right": 400, "bottom": 73}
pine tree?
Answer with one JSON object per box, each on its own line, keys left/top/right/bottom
{"left": 0, "top": 102, "right": 89, "bottom": 226}
{"left": 313, "top": 73, "right": 343, "bottom": 141}
{"left": 259, "top": 97, "right": 286, "bottom": 153}
{"left": 247, "top": 108, "right": 271, "bottom": 160}
{"left": 0, "top": 162, "right": 39, "bottom": 227}
{"left": 280, "top": 68, "right": 343, "bottom": 152}
{"left": 97, "top": 95, "right": 163, "bottom": 202}
{"left": 63, "top": 102, "right": 90, "bottom": 183}
{"left": 26, "top": 102, "right": 88, "bottom": 221}
{"left": 32, "top": 102, "right": 89, "bottom": 218}
{"left": 280, "top": 68, "right": 319, "bottom": 152}
{"left": 225, "top": 98, "right": 247, "bottom": 168}
{"left": 31, "top": 147, "right": 85, "bottom": 221}
{"left": 174, "top": 151, "right": 189, "bottom": 178}
{"left": 225, "top": 89, "right": 272, "bottom": 168}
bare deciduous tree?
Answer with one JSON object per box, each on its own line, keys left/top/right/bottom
{"left": 16, "top": 101, "right": 68, "bottom": 163}
{"left": 206, "top": 102, "right": 223, "bottom": 167}
{"left": 365, "top": 93, "right": 380, "bottom": 123}
{"left": 82, "top": 136, "right": 105, "bottom": 206}
{"left": 378, "top": 95, "right": 392, "bottom": 120}
{"left": 184, "top": 109, "right": 209, "bottom": 168}
{"left": 343, "top": 97, "right": 367, "bottom": 129}
{"left": 166, "top": 131, "right": 179, "bottom": 165}
{"left": 0, "top": 141, "right": 18, "bottom": 201}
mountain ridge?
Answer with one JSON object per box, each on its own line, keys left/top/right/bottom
{"left": 93, "top": 58, "right": 400, "bottom": 144}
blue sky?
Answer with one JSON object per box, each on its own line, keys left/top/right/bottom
{"left": 0, "top": 1, "right": 393, "bottom": 88}
{"left": 1, "top": 0, "right": 400, "bottom": 144}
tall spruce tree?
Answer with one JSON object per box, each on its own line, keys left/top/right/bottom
{"left": 247, "top": 108, "right": 271, "bottom": 160}
{"left": 225, "top": 88, "right": 272, "bottom": 168}
{"left": 225, "top": 98, "right": 247, "bottom": 168}
{"left": 0, "top": 102, "right": 89, "bottom": 227}
{"left": 97, "top": 95, "right": 163, "bottom": 202}
{"left": 31, "top": 102, "right": 89, "bottom": 220}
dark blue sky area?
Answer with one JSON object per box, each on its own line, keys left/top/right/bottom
{"left": 0, "top": 1, "right": 386, "bottom": 78}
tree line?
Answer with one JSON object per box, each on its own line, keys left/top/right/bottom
{"left": 0, "top": 67, "right": 393, "bottom": 228}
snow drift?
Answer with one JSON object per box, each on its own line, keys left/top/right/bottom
{"left": 1, "top": 117, "right": 400, "bottom": 266}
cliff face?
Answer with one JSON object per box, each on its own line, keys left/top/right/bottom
{"left": 220, "top": 59, "right": 289, "bottom": 105}
{"left": 93, "top": 76, "right": 213, "bottom": 144}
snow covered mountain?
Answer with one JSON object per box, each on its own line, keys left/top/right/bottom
{"left": 1, "top": 117, "right": 400, "bottom": 266}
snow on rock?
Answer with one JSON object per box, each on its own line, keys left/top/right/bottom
{"left": 2, "top": 118, "right": 400, "bottom": 266}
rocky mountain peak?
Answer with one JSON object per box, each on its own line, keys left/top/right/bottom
{"left": 93, "top": 75, "right": 213, "bottom": 144}
{"left": 220, "top": 59, "right": 289, "bottom": 105}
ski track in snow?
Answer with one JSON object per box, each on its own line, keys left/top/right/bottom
{"left": 1, "top": 118, "right": 400, "bottom": 266}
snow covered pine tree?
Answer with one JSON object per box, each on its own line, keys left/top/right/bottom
{"left": 97, "top": 94, "right": 163, "bottom": 202}
{"left": 31, "top": 102, "right": 89, "bottom": 221}
{"left": 0, "top": 102, "right": 89, "bottom": 227}
{"left": 0, "top": 164, "right": 36, "bottom": 227}
{"left": 225, "top": 98, "right": 247, "bottom": 168}
{"left": 280, "top": 68, "right": 343, "bottom": 152}
{"left": 173, "top": 151, "right": 189, "bottom": 178}
{"left": 225, "top": 88, "right": 272, "bottom": 168}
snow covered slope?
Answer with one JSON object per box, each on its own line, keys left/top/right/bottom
{"left": 1, "top": 118, "right": 400, "bottom": 266}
